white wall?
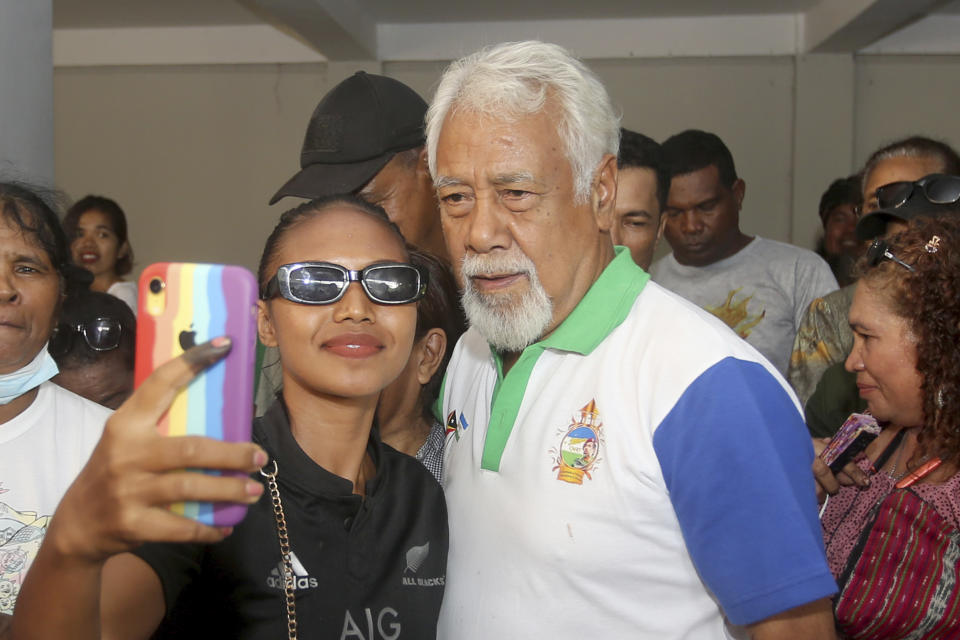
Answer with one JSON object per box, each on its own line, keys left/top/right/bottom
{"left": 51, "top": 54, "right": 960, "bottom": 279}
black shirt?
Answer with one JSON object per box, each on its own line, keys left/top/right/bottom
{"left": 137, "top": 399, "right": 448, "bottom": 639}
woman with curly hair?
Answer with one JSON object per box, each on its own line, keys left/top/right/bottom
{"left": 818, "top": 205, "right": 960, "bottom": 638}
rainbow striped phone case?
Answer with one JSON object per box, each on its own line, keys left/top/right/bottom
{"left": 135, "top": 263, "right": 258, "bottom": 526}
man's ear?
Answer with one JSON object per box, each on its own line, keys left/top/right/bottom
{"left": 417, "top": 147, "right": 431, "bottom": 180}
{"left": 732, "top": 178, "right": 746, "bottom": 210}
{"left": 592, "top": 153, "right": 618, "bottom": 232}
{"left": 415, "top": 328, "right": 447, "bottom": 385}
{"left": 257, "top": 299, "right": 278, "bottom": 348}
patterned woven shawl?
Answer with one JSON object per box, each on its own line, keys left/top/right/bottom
{"left": 835, "top": 489, "right": 960, "bottom": 639}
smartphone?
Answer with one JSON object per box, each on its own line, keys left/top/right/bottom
{"left": 819, "top": 413, "right": 881, "bottom": 474}
{"left": 135, "top": 263, "right": 259, "bottom": 526}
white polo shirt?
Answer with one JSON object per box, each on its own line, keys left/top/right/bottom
{"left": 438, "top": 248, "right": 836, "bottom": 639}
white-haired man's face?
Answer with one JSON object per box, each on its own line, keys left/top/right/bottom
{"left": 433, "top": 104, "right": 618, "bottom": 354}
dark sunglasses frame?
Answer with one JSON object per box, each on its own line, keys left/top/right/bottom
{"left": 865, "top": 238, "right": 915, "bottom": 272}
{"left": 876, "top": 174, "right": 960, "bottom": 211}
{"left": 49, "top": 317, "right": 124, "bottom": 357}
{"left": 263, "top": 261, "right": 428, "bottom": 306}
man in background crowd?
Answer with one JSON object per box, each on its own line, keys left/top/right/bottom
{"left": 815, "top": 175, "right": 862, "bottom": 288}
{"left": 610, "top": 128, "right": 668, "bottom": 270}
{"left": 651, "top": 129, "right": 837, "bottom": 374}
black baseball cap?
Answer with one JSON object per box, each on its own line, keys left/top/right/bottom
{"left": 856, "top": 174, "right": 960, "bottom": 240}
{"left": 270, "top": 72, "right": 428, "bottom": 205}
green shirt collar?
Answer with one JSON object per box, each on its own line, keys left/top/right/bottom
{"left": 480, "top": 247, "right": 649, "bottom": 471}
{"left": 490, "top": 246, "right": 649, "bottom": 364}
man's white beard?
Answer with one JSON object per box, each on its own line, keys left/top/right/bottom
{"left": 460, "top": 249, "right": 553, "bottom": 352}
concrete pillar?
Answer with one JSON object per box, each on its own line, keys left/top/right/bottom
{"left": 0, "top": 0, "right": 53, "bottom": 184}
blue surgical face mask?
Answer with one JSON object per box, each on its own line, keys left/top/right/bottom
{"left": 0, "top": 344, "right": 59, "bottom": 404}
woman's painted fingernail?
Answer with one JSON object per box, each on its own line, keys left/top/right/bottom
{"left": 183, "top": 337, "right": 232, "bottom": 368}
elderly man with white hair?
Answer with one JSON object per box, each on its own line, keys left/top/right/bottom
{"left": 429, "top": 41, "right": 837, "bottom": 639}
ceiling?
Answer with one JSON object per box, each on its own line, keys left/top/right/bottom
{"left": 50, "top": 0, "right": 960, "bottom": 66}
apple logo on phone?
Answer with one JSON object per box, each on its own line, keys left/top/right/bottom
{"left": 179, "top": 328, "right": 197, "bottom": 351}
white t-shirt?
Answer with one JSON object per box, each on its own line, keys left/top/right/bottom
{"left": 107, "top": 280, "right": 138, "bottom": 315}
{"left": 651, "top": 236, "right": 838, "bottom": 374}
{"left": 438, "top": 250, "right": 836, "bottom": 639}
{"left": 0, "top": 382, "right": 110, "bottom": 614}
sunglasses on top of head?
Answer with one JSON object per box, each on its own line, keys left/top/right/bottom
{"left": 262, "top": 262, "right": 428, "bottom": 306}
{"left": 49, "top": 317, "right": 123, "bottom": 357}
{"left": 875, "top": 174, "right": 960, "bottom": 212}
{"left": 865, "top": 238, "right": 915, "bottom": 273}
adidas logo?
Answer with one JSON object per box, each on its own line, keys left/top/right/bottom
{"left": 266, "top": 551, "right": 318, "bottom": 590}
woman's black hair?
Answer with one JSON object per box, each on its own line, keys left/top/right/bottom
{"left": 409, "top": 248, "right": 467, "bottom": 423}
{"left": 63, "top": 195, "right": 134, "bottom": 276}
{"left": 257, "top": 193, "right": 407, "bottom": 297}
{"left": 0, "top": 181, "right": 71, "bottom": 275}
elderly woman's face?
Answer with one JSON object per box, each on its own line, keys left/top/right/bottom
{"left": 845, "top": 279, "right": 924, "bottom": 427}
{"left": 0, "top": 216, "right": 60, "bottom": 374}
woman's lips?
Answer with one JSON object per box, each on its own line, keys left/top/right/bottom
{"left": 322, "top": 333, "right": 384, "bottom": 358}
{"left": 857, "top": 383, "right": 877, "bottom": 397}
{"left": 78, "top": 252, "right": 99, "bottom": 265}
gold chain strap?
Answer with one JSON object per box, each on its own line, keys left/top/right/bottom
{"left": 260, "top": 460, "right": 298, "bottom": 640}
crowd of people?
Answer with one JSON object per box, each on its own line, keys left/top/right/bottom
{"left": 2, "top": 39, "right": 959, "bottom": 640}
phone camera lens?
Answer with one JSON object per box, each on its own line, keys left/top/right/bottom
{"left": 149, "top": 278, "right": 165, "bottom": 294}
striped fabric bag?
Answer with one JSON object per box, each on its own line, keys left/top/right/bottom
{"left": 835, "top": 489, "right": 960, "bottom": 639}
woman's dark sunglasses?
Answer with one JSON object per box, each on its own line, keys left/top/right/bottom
{"left": 876, "top": 174, "right": 960, "bottom": 211}
{"left": 262, "top": 262, "right": 428, "bottom": 306}
{"left": 865, "top": 238, "right": 915, "bottom": 272}
{"left": 49, "top": 317, "right": 123, "bottom": 357}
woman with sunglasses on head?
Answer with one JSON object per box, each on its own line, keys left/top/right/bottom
{"left": 0, "top": 182, "right": 113, "bottom": 624}
{"left": 12, "top": 194, "right": 447, "bottom": 640}
{"left": 813, "top": 215, "right": 960, "bottom": 638}
{"left": 50, "top": 289, "right": 135, "bottom": 409}
{"left": 63, "top": 195, "right": 137, "bottom": 313}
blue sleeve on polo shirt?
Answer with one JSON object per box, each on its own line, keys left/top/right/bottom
{"left": 652, "top": 357, "right": 837, "bottom": 626}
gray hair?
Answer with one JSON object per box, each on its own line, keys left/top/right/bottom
{"left": 425, "top": 40, "right": 620, "bottom": 202}
{"left": 862, "top": 135, "right": 960, "bottom": 195}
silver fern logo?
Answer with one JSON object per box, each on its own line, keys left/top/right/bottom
{"left": 404, "top": 542, "right": 430, "bottom": 573}
{"left": 401, "top": 540, "right": 444, "bottom": 587}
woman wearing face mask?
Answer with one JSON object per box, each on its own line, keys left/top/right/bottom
{"left": 63, "top": 196, "right": 136, "bottom": 313}
{"left": 0, "top": 183, "right": 112, "bottom": 621}
{"left": 12, "top": 194, "right": 447, "bottom": 640}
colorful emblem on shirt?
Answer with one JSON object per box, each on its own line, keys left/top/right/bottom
{"left": 550, "top": 399, "right": 604, "bottom": 485}
{"left": 446, "top": 410, "right": 469, "bottom": 441}
{"left": 705, "top": 287, "right": 765, "bottom": 338}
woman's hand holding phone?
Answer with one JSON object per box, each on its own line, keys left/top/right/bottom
{"left": 46, "top": 338, "right": 267, "bottom": 565}
{"left": 811, "top": 437, "right": 870, "bottom": 504}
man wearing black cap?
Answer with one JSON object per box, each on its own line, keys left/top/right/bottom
{"left": 258, "top": 72, "right": 448, "bottom": 414}
{"left": 271, "top": 71, "right": 447, "bottom": 262}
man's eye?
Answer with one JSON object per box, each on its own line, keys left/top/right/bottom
{"left": 441, "top": 193, "right": 467, "bottom": 204}
{"left": 502, "top": 190, "right": 529, "bottom": 199}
